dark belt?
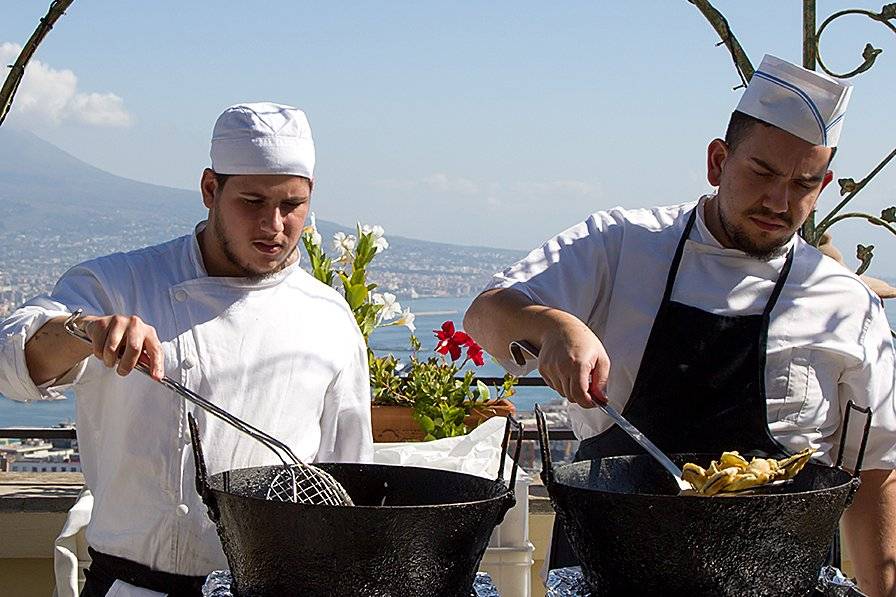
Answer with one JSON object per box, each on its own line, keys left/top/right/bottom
{"left": 82, "top": 547, "right": 206, "bottom": 597}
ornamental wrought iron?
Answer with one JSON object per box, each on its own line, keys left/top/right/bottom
{"left": 689, "top": 0, "right": 896, "bottom": 280}
{"left": 0, "top": 0, "right": 75, "bottom": 127}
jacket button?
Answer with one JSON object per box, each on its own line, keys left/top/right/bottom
{"left": 182, "top": 357, "right": 195, "bottom": 370}
{"left": 174, "top": 290, "right": 188, "bottom": 302}
{"left": 176, "top": 504, "right": 189, "bottom": 517}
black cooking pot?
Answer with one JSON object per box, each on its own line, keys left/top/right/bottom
{"left": 188, "top": 415, "right": 523, "bottom": 597}
{"left": 535, "top": 401, "right": 872, "bottom": 597}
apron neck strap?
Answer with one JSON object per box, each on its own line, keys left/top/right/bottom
{"left": 763, "top": 244, "right": 795, "bottom": 318}
{"left": 660, "top": 208, "right": 698, "bottom": 305}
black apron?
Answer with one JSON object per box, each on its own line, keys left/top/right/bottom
{"left": 549, "top": 208, "right": 795, "bottom": 569}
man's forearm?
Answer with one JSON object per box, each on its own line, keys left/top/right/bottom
{"left": 24, "top": 316, "right": 93, "bottom": 386}
{"left": 841, "top": 469, "right": 896, "bottom": 597}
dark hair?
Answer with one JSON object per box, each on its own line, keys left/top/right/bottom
{"left": 213, "top": 171, "right": 230, "bottom": 191}
{"left": 724, "top": 111, "right": 769, "bottom": 152}
{"left": 724, "top": 110, "right": 837, "bottom": 162}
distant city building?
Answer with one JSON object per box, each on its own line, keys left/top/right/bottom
{"left": 0, "top": 432, "right": 81, "bottom": 473}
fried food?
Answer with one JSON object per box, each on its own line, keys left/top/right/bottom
{"left": 683, "top": 448, "right": 813, "bottom": 495}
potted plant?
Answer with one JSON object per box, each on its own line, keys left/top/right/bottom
{"left": 301, "top": 217, "right": 517, "bottom": 441}
{"left": 369, "top": 321, "right": 517, "bottom": 441}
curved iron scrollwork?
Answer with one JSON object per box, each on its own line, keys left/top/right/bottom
{"left": 815, "top": 4, "right": 896, "bottom": 79}
{"left": 808, "top": 2, "right": 896, "bottom": 267}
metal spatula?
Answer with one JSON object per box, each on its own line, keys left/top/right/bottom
{"left": 64, "top": 310, "right": 353, "bottom": 506}
{"left": 509, "top": 340, "right": 694, "bottom": 493}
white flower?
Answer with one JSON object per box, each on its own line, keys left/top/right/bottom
{"left": 332, "top": 231, "right": 356, "bottom": 263}
{"left": 360, "top": 224, "right": 389, "bottom": 254}
{"left": 360, "top": 224, "right": 384, "bottom": 238}
{"left": 391, "top": 307, "right": 416, "bottom": 333}
{"left": 302, "top": 212, "right": 322, "bottom": 247}
{"left": 372, "top": 292, "right": 402, "bottom": 321}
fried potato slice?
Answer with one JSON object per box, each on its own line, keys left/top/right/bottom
{"left": 719, "top": 451, "right": 749, "bottom": 470}
{"left": 777, "top": 448, "right": 814, "bottom": 480}
{"left": 683, "top": 447, "right": 814, "bottom": 495}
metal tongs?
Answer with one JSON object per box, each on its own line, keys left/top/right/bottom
{"left": 509, "top": 339, "right": 694, "bottom": 493}
{"left": 63, "top": 310, "right": 354, "bottom": 506}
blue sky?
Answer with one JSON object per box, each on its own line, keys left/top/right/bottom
{"left": 2, "top": 1, "right": 894, "bottom": 274}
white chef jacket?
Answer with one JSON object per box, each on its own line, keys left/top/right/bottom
{"left": 0, "top": 223, "right": 373, "bottom": 576}
{"left": 490, "top": 196, "right": 896, "bottom": 470}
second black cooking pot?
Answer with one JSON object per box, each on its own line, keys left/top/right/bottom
{"left": 535, "top": 402, "right": 871, "bottom": 597}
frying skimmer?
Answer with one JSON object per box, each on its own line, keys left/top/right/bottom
{"left": 63, "top": 310, "right": 353, "bottom": 506}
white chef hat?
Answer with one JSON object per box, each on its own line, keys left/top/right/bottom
{"left": 210, "top": 102, "right": 315, "bottom": 178}
{"left": 736, "top": 55, "right": 852, "bottom": 147}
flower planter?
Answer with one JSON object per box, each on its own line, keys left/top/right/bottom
{"left": 371, "top": 399, "right": 517, "bottom": 442}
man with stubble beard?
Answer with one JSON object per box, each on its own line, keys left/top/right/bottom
{"left": 464, "top": 55, "right": 896, "bottom": 596}
{"left": 0, "top": 102, "right": 372, "bottom": 596}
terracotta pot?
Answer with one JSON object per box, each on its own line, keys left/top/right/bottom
{"left": 371, "top": 399, "right": 517, "bottom": 443}
{"left": 371, "top": 404, "right": 426, "bottom": 442}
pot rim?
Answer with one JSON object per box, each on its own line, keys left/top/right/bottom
{"left": 207, "top": 463, "right": 516, "bottom": 510}
{"left": 550, "top": 459, "right": 856, "bottom": 500}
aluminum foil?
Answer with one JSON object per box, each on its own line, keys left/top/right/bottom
{"left": 201, "top": 570, "right": 233, "bottom": 597}
{"left": 473, "top": 572, "right": 500, "bottom": 597}
{"left": 546, "top": 565, "right": 867, "bottom": 597}
{"left": 201, "top": 570, "right": 500, "bottom": 596}
{"left": 816, "top": 566, "right": 868, "bottom": 597}
{"left": 545, "top": 566, "right": 590, "bottom": 597}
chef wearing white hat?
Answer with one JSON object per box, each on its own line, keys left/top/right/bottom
{"left": 466, "top": 55, "right": 896, "bottom": 596}
{"left": 0, "top": 102, "right": 373, "bottom": 596}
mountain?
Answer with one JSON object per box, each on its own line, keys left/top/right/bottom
{"left": 0, "top": 128, "right": 524, "bottom": 299}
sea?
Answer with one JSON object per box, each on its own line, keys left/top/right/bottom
{"left": 2, "top": 295, "right": 895, "bottom": 428}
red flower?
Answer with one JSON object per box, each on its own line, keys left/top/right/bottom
{"left": 434, "top": 320, "right": 472, "bottom": 361}
{"left": 466, "top": 342, "right": 485, "bottom": 366}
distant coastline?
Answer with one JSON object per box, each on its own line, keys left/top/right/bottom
{"left": 3, "top": 292, "right": 896, "bottom": 428}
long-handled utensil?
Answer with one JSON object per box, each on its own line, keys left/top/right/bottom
{"left": 64, "top": 310, "right": 353, "bottom": 506}
{"left": 509, "top": 339, "right": 694, "bottom": 492}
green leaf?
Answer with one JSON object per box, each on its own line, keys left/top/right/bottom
{"left": 419, "top": 415, "right": 435, "bottom": 433}
{"left": 476, "top": 380, "right": 491, "bottom": 402}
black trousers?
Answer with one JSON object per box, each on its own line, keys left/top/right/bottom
{"left": 81, "top": 547, "right": 206, "bottom": 597}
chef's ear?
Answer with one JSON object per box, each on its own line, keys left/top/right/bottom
{"left": 200, "top": 169, "right": 218, "bottom": 209}
{"left": 706, "top": 138, "right": 728, "bottom": 187}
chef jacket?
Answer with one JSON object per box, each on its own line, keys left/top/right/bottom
{"left": 0, "top": 223, "right": 373, "bottom": 576}
{"left": 490, "top": 196, "right": 896, "bottom": 471}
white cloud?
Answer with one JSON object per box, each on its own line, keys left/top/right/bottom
{"left": 373, "top": 174, "right": 600, "bottom": 204}
{"left": 1, "top": 42, "right": 132, "bottom": 128}
{"left": 373, "top": 172, "right": 479, "bottom": 195}
{"left": 420, "top": 173, "right": 479, "bottom": 195}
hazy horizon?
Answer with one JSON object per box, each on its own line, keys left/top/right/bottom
{"left": 2, "top": 1, "right": 893, "bottom": 272}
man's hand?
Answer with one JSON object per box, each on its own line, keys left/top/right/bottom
{"left": 537, "top": 314, "right": 610, "bottom": 409}
{"left": 80, "top": 315, "right": 165, "bottom": 379}
{"left": 465, "top": 288, "right": 611, "bottom": 409}
{"left": 25, "top": 314, "right": 165, "bottom": 386}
